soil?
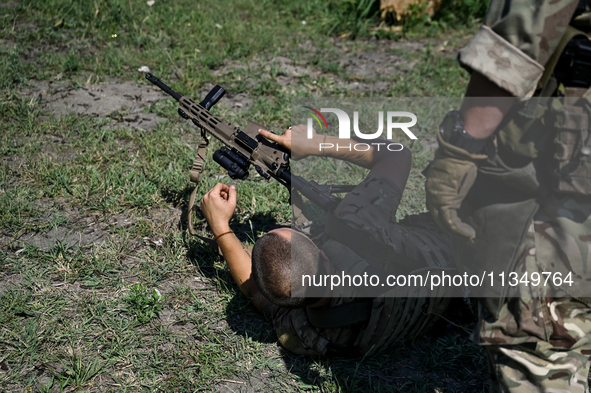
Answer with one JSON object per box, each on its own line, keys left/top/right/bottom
{"left": 22, "top": 79, "right": 169, "bottom": 131}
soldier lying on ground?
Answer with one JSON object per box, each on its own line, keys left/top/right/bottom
{"left": 200, "top": 124, "right": 455, "bottom": 357}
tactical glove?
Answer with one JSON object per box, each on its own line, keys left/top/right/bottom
{"left": 425, "top": 131, "right": 487, "bottom": 240}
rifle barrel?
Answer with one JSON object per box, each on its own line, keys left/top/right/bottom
{"left": 145, "top": 73, "right": 182, "bottom": 101}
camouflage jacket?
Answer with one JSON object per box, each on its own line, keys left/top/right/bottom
{"left": 458, "top": 0, "right": 581, "bottom": 97}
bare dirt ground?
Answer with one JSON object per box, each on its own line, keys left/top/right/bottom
{"left": 22, "top": 79, "right": 168, "bottom": 131}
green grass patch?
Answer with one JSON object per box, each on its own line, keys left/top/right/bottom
{"left": 122, "top": 283, "right": 164, "bottom": 325}
{"left": 0, "top": 1, "right": 487, "bottom": 391}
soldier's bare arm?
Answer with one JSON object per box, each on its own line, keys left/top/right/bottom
{"left": 200, "top": 183, "right": 271, "bottom": 313}
{"left": 460, "top": 72, "right": 516, "bottom": 139}
{"left": 259, "top": 125, "right": 412, "bottom": 193}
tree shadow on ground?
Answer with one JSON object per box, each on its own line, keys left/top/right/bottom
{"left": 160, "top": 184, "right": 194, "bottom": 210}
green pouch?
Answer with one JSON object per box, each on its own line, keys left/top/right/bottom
{"left": 548, "top": 97, "right": 591, "bottom": 195}
{"left": 497, "top": 99, "right": 551, "bottom": 160}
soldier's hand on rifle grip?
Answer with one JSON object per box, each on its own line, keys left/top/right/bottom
{"left": 258, "top": 124, "right": 318, "bottom": 160}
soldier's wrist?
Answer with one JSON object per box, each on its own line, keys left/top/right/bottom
{"left": 439, "top": 110, "right": 489, "bottom": 154}
{"left": 435, "top": 111, "right": 491, "bottom": 161}
{"left": 210, "top": 223, "right": 232, "bottom": 237}
{"left": 436, "top": 131, "right": 488, "bottom": 162}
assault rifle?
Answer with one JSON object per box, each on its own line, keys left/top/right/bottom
{"left": 145, "top": 73, "right": 353, "bottom": 235}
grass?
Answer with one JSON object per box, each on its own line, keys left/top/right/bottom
{"left": 0, "top": 0, "right": 486, "bottom": 391}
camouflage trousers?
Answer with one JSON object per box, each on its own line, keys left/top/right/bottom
{"left": 476, "top": 198, "right": 591, "bottom": 392}
{"left": 486, "top": 298, "right": 591, "bottom": 392}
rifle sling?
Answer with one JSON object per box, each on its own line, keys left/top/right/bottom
{"left": 324, "top": 212, "right": 419, "bottom": 271}
{"left": 306, "top": 300, "right": 373, "bottom": 329}
{"left": 187, "top": 137, "right": 220, "bottom": 251}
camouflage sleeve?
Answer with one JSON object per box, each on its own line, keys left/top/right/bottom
{"left": 333, "top": 176, "right": 402, "bottom": 236}
{"left": 458, "top": 0, "right": 578, "bottom": 97}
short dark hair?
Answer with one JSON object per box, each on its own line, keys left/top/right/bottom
{"left": 251, "top": 230, "right": 324, "bottom": 309}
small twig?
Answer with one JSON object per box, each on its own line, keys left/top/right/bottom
{"left": 219, "top": 379, "right": 244, "bottom": 384}
{"left": 0, "top": 227, "right": 28, "bottom": 248}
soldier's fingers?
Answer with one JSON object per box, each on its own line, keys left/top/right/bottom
{"left": 291, "top": 124, "right": 308, "bottom": 132}
{"left": 439, "top": 207, "right": 475, "bottom": 239}
{"left": 200, "top": 192, "right": 209, "bottom": 208}
{"left": 211, "top": 182, "right": 226, "bottom": 192}
{"left": 455, "top": 224, "right": 476, "bottom": 240}
{"left": 228, "top": 184, "right": 237, "bottom": 206}
{"left": 216, "top": 183, "right": 231, "bottom": 195}
{"left": 258, "top": 129, "right": 281, "bottom": 141}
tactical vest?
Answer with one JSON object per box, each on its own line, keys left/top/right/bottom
{"left": 305, "top": 214, "right": 455, "bottom": 356}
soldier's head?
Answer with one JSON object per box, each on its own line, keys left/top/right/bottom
{"left": 252, "top": 228, "right": 327, "bottom": 309}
